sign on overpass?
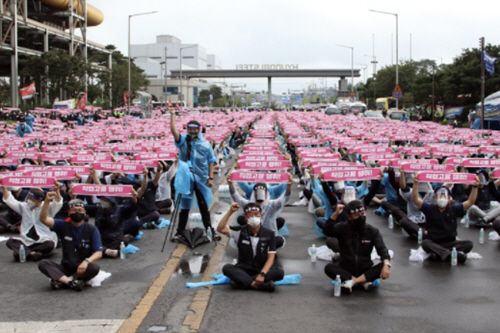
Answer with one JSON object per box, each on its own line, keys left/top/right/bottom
{"left": 170, "top": 69, "right": 360, "bottom": 79}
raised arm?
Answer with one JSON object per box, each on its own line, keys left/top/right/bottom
{"left": 152, "top": 162, "right": 164, "bottom": 187}
{"left": 411, "top": 173, "right": 424, "bottom": 209}
{"left": 463, "top": 176, "right": 480, "bottom": 211}
{"left": 40, "top": 191, "right": 56, "bottom": 229}
{"left": 136, "top": 167, "right": 148, "bottom": 199}
{"left": 217, "top": 202, "right": 239, "bottom": 236}
{"left": 169, "top": 108, "right": 180, "bottom": 142}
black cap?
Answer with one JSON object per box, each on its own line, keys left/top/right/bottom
{"left": 345, "top": 200, "right": 364, "bottom": 215}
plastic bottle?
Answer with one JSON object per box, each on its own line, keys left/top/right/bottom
{"left": 120, "top": 242, "right": 126, "bottom": 259}
{"left": 388, "top": 214, "right": 394, "bottom": 229}
{"left": 207, "top": 228, "right": 212, "bottom": 242}
{"left": 232, "top": 258, "right": 238, "bottom": 265}
{"left": 334, "top": 275, "right": 341, "bottom": 297}
{"left": 417, "top": 228, "right": 423, "bottom": 245}
{"left": 310, "top": 244, "right": 317, "bottom": 262}
{"left": 479, "top": 228, "right": 485, "bottom": 244}
{"left": 464, "top": 214, "right": 470, "bottom": 228}
{"left": 451, "top": 247, "right": 457, "bottom": 266}
{"left": 19, "top": 245, "right": 26, "bottom": 263}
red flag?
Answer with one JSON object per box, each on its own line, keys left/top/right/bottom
{"left": 168, "top": 99, "right": 172, "bottom": 107}
{"left": 78, "top": 93, "right": 87, "bottom": 110}
{"left": 123, "top": 91, "right": 128, "bottom": 105}
{"left": 175, "top": 103, "right": 179, "bottom": 109}
{"left": 19, "top": 82, "right": 36, "bottom": 100}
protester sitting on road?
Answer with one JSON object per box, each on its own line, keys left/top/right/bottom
{"left": 463, "top": 170, "right": 500, "bottom": 228}
{"left": 217, "top": 202, "right": 284, "bottom": 292}
{"left": 323, "top": 200, "right": 391, "bottom": 292}
{"left": 155, "top": 160, "right": 177, "bottom": 214}
{"left": 15, "top": 117, "right": 33, "bottom": 138}
{"left": 2, "top": 185, "right": 61, "bottom": 261}
{"left": 0, "top": 186, "right": 28, "bottom": 233}
{"left": 227, "top": 174, "right": 292, "bottom": 249}
{"left": 135, "top": 166, "right": 163, "bottom": 228}
{"left": 412, "top": 175, "right": 479, "bottom": 263}
{"left": 38, "top": 194, "right": 102, "bottom": 291}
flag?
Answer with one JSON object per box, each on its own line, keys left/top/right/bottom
{"left": 209, "top": 94, "right": 213, "bottom": 100}
{"left": 78, "top": 93, "right": 87, "bottom": 110}
{"left": 168, "top": 99, "right": 172, "bottom": 107}
{"left": 281, "top": 96, "right": 287, "bottom": 102}
{"left": 241, "top": 97, "right": 246, "bottom": 103}
{"left": 483, "top": 50, "right": 498, "bottom": 77}
{"left": 258, "top": 96, "right": 263, "bottom": 101}
{"left": 123, "top": 91, "right": 128, "bottom": 105}
{"left": 19, "top": 82, "right": 36, "bottom": 100}
{"left": 252, "top": 97, "right": 256, "bottom": 103}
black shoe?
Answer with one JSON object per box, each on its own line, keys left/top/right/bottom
{"left": 257, "top": 280, "right": 275, "bottom": 292}
{"left": 13, "top": 252, "right": 19, "bottom": 262}
{"left": 69, "top": 279, "right": 85, "bottom": 292}
{"left": 30, "top": 252, "right": 43, "bottom": 262}
{"left": 171, "top": 233, "right": 182, "bottom": 242}
{"left": 374, "top": 210, "right": 382, "bottom": 216}
{"left": 50, "top": 279, "right": 65, "bottom": 290}
{"left": 457, "top": 252, "right": 467, "bottom": 264}
{"left": 475, "top": 218, "right": 491, "bottom": 228}
{"left": 230, "top": 280, "right": 239, "bottom": 290}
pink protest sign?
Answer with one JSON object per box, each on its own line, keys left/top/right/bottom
{"left": 242, "top": 150, "right": 281, "bottom": 155}
{"left": 310, "top": 161, "right": 356, "bottom": 168}
{"left": 445, "top": 157, "right": 463, "bottom": 165}
{"left": 466, "top": 139, "right": 491, "bottom": 146}
{"left": 0, "top": 158, "right": 19, "bottom": 165}
{"left": 400, "top": 159, "right": 439, "bottom": 165}
{"left": 6, "top": 152, "right": 40, "bottom": 159}
{"left": 416, "top": 172, "right": 476, "bottom": 184}
{"left": 237, "top": 160, "right": 290, "bottom": 170}
{"left": 17, "top": 165, "right": 47, "bottom": 172}
{"left": 41, "top": 145, "right": 73, "bottom": 152}
{"left": 134, "top": 152, "right": 177, "bottom": 161}
{"left": 23, "top": 170, "right": 77, "bottom": 180}
{"left": 0, "top": 171, "right": 24, "bottom": 178}
{"left": 125, "top": 159, "right": 159, "bottom": 168}
{"left": 230, "top": 171, "right": 290, "bottom": 183}
{"left": 312, "top": 165, "right": 366, "bottom": 174}
{"left": 111, "top": 146, "right": 147, "bottom": 153}
{"left": 49, "top": 166, "right": 90, "bottom": 175}
{"left": 463, "top": 158, "right": 500, "bottom": 168}
{"left": 39, "top": 153, "right": 72, "bottom": 161}
{"left": 243, "top": 145, "right": 278, "bottom": 151}
{"left": 154, "top": 146, "right": 178, "bottom": 153}
{"left": 361, "top": 153, "right": 400, "bottom": 161}
{"left": 355, "top": 147, "right": 392, "bottom": 154}
{"left": 72, "top": 184, "right": 134, "bottom": 197}
{"left": 322, "top": 168, "right": 382, "bottom": 181}
{"left": 402, "top": 164, "right": 455, "bottom": 172}
{"left": 247, "top": 139, "right": 279, "bottom": 145}
{"left": 297, "top": 147, "right": 332, "bottom": 154}
{"left": 300, "top": 153, "right": 340, "bottom": 160}
{"left": 479, "top": 146, "right": 500, "bottom": 154}
{"left": 1, "top": 176, "right": 56, "bottom": 188}
{"left": 430, "top": 146, "right": 470, "bottom": 154}
{"left": 490, "top": 169, "right": 500, "bottom": 179}
{"left": 238, "top": 155, "right": 287, "bottom": 161}
{"left": 71, "top": 155, "right": 112, "bottom": 163}
{"left": 93, "top": 162, "right": 145, "bottom": 174}
{"left": 390, "top": 135, "right": 419, "bottom": 141}
{"left": 401, "top": 147, "right": 429, "bottom": 155}
{"left": 288, "top": 138, "right": 323, "bottom": 146}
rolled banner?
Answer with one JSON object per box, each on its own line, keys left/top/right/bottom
{"left": 23, "top": 170, "right": 77, "bottom": 180}
{"left": 71, "top": 155, "right": 112, "bottom": 163}
{"left": 361, "top": 153, "right": 400, "bottom": 161}
{"left": 390, "top": 135, "right": 419, "bottom": 141}
{"left": 240, "top": 150, "right": 281, "bottom": 155}
{"left": 1, "top": 176, "right": 56, "bottom": 188}
{"left": 310, "top": 161, "right": 357, "bottom": 168}
{"left": 17, "top": 165, "right": 47, "bottom": 172}
{"left": 402, "top": 164, "right": 455, "bottom": 173}
{"left": 463, "top": 158, "right": 500, "bottom": 168}
{"left": 237, "top": 160, "right": 290, "bottom": 170}
{"left": 287, "top": 138, "right": 324, "bottom": 146}
{"left": 296, "top": 147, "right": 332, "bottom": 154}
{"left": 400, "top": 147, "right": 428, "bottom": 155}
{"left": 354, "top": 147, "right": 392, "bottom": 154}
{"left": 124, "top": 159, "right": 159, "bottom": 168}
{"left": 39, "top": 152, "right": 73, "bottom": 161}
{"left": 399, "top": 159, "right": 439, "bottom": 165}
{"left": 49, "top": 165, "right": 90, "bottom": 175}
{"left": 230, "top": 171, "right": 290, "bottom": 183}
{"left": 238, "top": 154, "right": 287, "bottom": 161}
{"left": 243, "top": 145, "right": 279, "bottom": 151}
{"left": 322, "top": 168, "right": 381, "bottom": 181}
{"left": 300, "top": 153, "right": 340, "bottom": 160}
{"left": 445, "top": 157, "right": 463, "bottom": 165}
{"left": 5, "top": 152, "right": 40, "bottom": 159}
{"left": 72, "top": 184, "right": 134, "bottom": 197}
{"left": 154, "top": 146, "right": 178, "bottom": 153}
{"left": 93, "top": 162, "right": 145, "bottom": 174}
{"left": 0, "top": 171, "right": 24, "bottom": 178}
{"left": 416, "top": 172, "right": 476, "bottom": 184}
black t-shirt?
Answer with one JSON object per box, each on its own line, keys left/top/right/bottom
{"left": 137, "top": 181, "right": 158, "bottom": 217}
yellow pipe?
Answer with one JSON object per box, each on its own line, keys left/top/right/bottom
{"left": 39, "top": 0, "right": 104, "bottom": 26}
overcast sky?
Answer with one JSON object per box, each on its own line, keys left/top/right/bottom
{"left": 87, "top": 0, "right": 499, "bottom": 93}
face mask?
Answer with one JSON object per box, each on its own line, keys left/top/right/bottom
{"left": 247, "top": 217, "right": 261, "bottom": 228}
{"left": 188, "top": 132, "right": 199, "bottom": 140}
{"left": 101, "top": 201, "right": 111, "bottom": 209}
{"left": 437, "top": 198, "right": 448, "bottom": 208}
{"left": 69, "top": 212, "right": 85, "bottom": 223}
{"left": 352, "top": 215, "right": 366, "bottom": 231}
{"left": 334, "top": 181, "right": 345, "bottom": 192}
{"left": 255, "top": 189, "right": 266, "bottom": 201}
{"left": 26, "top": 200, "right": 37, "bottom": 210}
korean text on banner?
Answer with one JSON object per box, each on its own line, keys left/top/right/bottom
{"left": 72, "top": 184, "right": 134, "bottom": 197}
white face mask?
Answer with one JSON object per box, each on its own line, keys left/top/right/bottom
{"left": 437, "top": 198, "right": 448, "bottom": 208}
{"left": 247, "top": 217, "right": 261, "bottom": 228}
{"left": 334, "top": 181, "right": 345, "bottom": 191}
{"left": 101, "top": 201, "right": 111, "bottom": 209}
{"left": 26, "top": 200, "right": 37, "bottom": 210}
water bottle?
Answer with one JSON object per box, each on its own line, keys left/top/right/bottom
{"left": 464, "top": 214, "right": 470, "bottom": 228}
{"left": 207, "top": 228, "right": 212, "bottom": 242}
{"left": 451, "top": 247, "right": 457, "bottom": 266}
{"left": 417, "top": 228, "right": 423, "bottom": 245}
{"left": 120, "top": 242, "right": 126, "bottom": 259}
{"left": 232, "top": 258, "right": 238, "bottom": 265}
{"left": 479, "top": 228, "right": 485, "bottom": 244}
{"left": 334, "top": 275, "right": 341, "bottom": 297}
{"left": 388, "top": 214, "right": 394, "bottom": 229}
{"left": 218, "top": 167, "right": 222, "bottom": 176}
{"left": 19, "top": 245, "right": 26, "bottom": 263}
{"left": 310, "top": 244, "right": 317, "bottom": 262}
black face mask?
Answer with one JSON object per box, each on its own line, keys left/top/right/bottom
{"left": 187, "top": 132, "right": 198, "bottom": 141}
{"left": 69, "top": 212, "right": 85, "bottom": 223}
{"left": 352, "top": 215, "right": 366, "bottom": 231}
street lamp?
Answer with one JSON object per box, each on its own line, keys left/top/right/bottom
{"left": 336, "top": 44, "right": 354, "bottom": 94}
{"left": 179, "top": 45, "right": 197, "bottom": 108}
{"left": 369, "top": 9, "right": 398, "bottom": 109}
{"left": 128, "top": 11, "right": 157, "bottom": 114}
